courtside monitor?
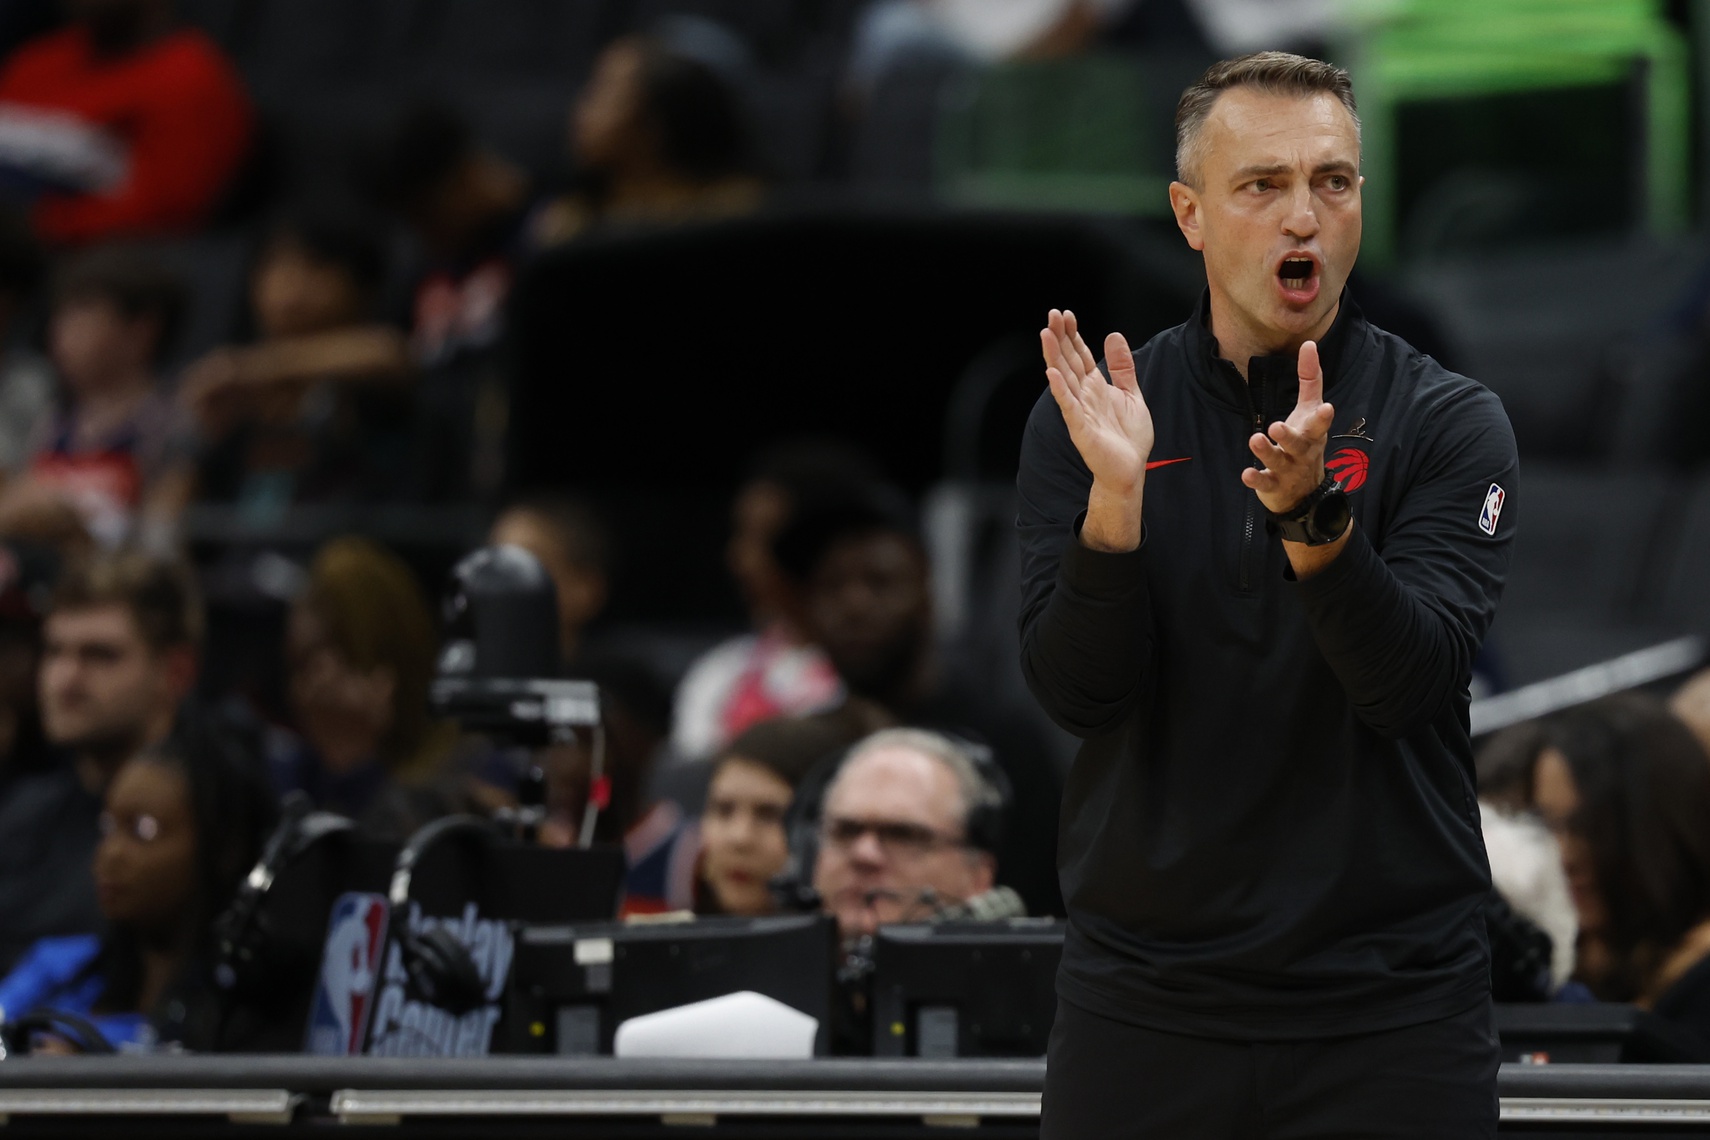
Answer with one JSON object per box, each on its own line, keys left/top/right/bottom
{"left": 1496, "top": 1003, "right": 1639, "bottom": 1064}
{"left": 871, "top": 919, "right": 1064, "bottom": 1058}
{"left": 503, "top": 914, "right": 837, "bottom": 1055}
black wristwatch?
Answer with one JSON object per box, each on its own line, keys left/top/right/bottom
{"left": 1267, "top": 471, "right": 1351, "bottom": 546}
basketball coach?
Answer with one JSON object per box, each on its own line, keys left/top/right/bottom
{"left": 1018, "top": 53, "right": 1517, "bottom": 1137}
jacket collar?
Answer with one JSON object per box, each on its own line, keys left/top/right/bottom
{"left": 1184, "top": 288, "right": 1366, "bottom": 416}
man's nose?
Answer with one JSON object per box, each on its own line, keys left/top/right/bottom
{"left": 1283, "top": 183, "right": 1320, "bottom": 239}
{"left": 849, "top": 829, "right": 887, "bottom": 866}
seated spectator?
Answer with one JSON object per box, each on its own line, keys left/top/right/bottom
{"left": 0, "top": 208, "right": 49, "bottom": 475}
{"left": 1501, "top": 695, "right": 1710, "bottom": 1059}
{"left": 671, "top": 441, "right": 882, "bottom": 761}
{"left": 696, "top": 714, "right": 865, "bottom": 916}
{"left": 811, "top": 727, "right": 1002, "bottom": 941}
{"left": 271, "top": 537, "right": 455, "bottom": 836}
{"left": 537, "top": 27, "right": 764, "bottom": 246}
{"left": 367, "top": 102, "right": 540, "bottom": 498}
{"left": 0, "top": 723, "right": 276, "bottom": 1051}
{"left": 775, "top": 485, "right": 1064, "bottom": 916}
{"left": 1476, "top": 721, "right": 1578, "bottom": 999}
{"left": 0, "top": 247, "right": 191, "bottom": 549}
{"left": 0, "top": 549, "right": 198, "bottom": 975}
{"left": 0, "top": 0, "right": 253, "bottom": 245}
{"left": 183, "top": 213, "right": 413, "bottom": 510}
{"left": 488, "top": 495, "right": 610, "bottom": 666}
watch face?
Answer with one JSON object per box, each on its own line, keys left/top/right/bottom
{"left": 1313, "top": 491, "right": 1352, "bottom": 539}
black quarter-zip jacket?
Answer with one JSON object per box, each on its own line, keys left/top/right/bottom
{"left": 1016, "top": 291, "right": 1518, "bottom": 1039}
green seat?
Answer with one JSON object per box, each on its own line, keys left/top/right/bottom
{"left": 1339, "top": 0, "right": 1689, "bottom": 263}
{"left": 933, "top": 55, "right": 1175, "bottom": 217}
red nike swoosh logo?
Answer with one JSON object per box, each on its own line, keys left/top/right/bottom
{"left": 1145, "top": 457, "right": 1192, "bottom": 470}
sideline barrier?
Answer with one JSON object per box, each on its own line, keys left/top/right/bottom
{"left": 1, "top": 1057, "right": 1709, "bottom": 1135}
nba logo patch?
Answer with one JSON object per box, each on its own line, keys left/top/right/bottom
{"left": 1478, "top": 483, "right": 1506, "bottom": 536}
{"left": 305, "top": 892, "right": 390, "bottom": 1055}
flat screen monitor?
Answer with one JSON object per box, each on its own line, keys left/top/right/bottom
{"left": 870, "top": 919, "right": 1064, "bottom": 1058}
{"left": 1495, "top": 1002, "right": 1639, "bottom": 1064}
{"left": 504, "top": 914, "right": 836, "bottom": 1055}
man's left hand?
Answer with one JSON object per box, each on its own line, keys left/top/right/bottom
{"left": 1242, "top": 340, "right": 1336, "bottom": 513}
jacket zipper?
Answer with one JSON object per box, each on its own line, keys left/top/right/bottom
{"left": 1238, "top": 376, "right": 1265, "bottom": 592}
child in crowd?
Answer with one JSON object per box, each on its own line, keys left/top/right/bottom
{"left": 696, "top": 714, "right": 867, "bottom": 916}
{"left": 181, "top": 213, "right": 412, "bottom": 511}
{"left": 0, "top": 246, "right": 191, "bottom": 549}
{"left": 0, "top": 725, "right": 277, "bottom": 1052}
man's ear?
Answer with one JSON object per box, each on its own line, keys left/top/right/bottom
{"left": 161, "top": 645, "right": 197, "bottom": 702}
{"left": 1169, "top": 180, "right": 1204, "bottom": 252}
{"left": 968, "top": 851, "right": 995, "bottom": 897}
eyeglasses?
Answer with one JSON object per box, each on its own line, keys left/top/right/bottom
{"left": 820, "top": 816, "right": 965, "bottom": 860}
{"left": 98, "top": 812, "right": 161, "bottom": 843}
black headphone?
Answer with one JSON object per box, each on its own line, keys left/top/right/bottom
{"left": 773, "top": 730, "right": 1013, "bottom": 911}
{"left": 380, "top": 815, "right": 500, "bottom": 1019}
{"left": 213, "top": 792, "right": 356, "bottom": 999}
{"left": 0, "top": 1010, "right": 116, "bottom": 1057}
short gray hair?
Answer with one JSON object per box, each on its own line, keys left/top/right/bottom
{"left": 1174, "top": 51, "right": 1360, "bottom": 187}
{"left": 831, "top": 727, "right": 1001, "bottom": 841}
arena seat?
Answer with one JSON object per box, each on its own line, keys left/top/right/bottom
{"left": 1483, "top": 465, "right": 1683, "bottom": 685}
{"left": 1650, "top": 472, "right": 1710, "bottom": 636}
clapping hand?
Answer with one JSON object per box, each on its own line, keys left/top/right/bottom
{"left": 1040, "top": 308, "right": 1153, "bottom": 552}
{"left": 1241, "top": 340, "right": 1335, "bottom": 514}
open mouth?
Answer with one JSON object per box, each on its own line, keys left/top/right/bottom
{"left": 1276, "top": 255, "right": 1320, "bottom": 303}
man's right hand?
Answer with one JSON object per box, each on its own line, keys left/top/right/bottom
{"left": 1041, "top": 308, "right": 1152, "bottom": 552}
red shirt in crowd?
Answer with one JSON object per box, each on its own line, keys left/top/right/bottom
{"left": 0, "top": 24, "right": 252, "bottom": 244}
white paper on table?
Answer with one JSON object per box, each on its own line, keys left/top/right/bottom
{"left": 612, "top": 990, "right": 818, "bottom": 1059}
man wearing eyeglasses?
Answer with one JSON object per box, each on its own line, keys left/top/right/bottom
{"left": 811, "top": 727, "right": 1004, "bottom": 941}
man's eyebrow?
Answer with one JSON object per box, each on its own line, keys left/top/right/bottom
{"left": 1231, "top": 160, "right": 1359, "bottom": 182}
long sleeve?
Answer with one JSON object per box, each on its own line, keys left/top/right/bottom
{"left": 1294, "top": 387, "right": 1518, "bottom": 739}
{"left": 1016, "top": 392, "right": 1154, "bottom": 738}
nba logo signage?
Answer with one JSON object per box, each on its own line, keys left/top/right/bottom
{"left": 305, "top": 892, "right": 390, "bottom": 1055}
{"left": 1478, "top": 483, "right": 1506, "bottom": 536}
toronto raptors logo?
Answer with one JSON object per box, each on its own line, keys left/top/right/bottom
{"left": 1326, "top": 447, "right": 1369, "bottom": 492}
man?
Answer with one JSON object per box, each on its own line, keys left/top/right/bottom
{"left": 0, "top": 248, "right": 191, "bottom": 548}
{"left": 1019, "top": 53, "right": 1516, "bottom": 1137}
{"left": 777, "top": 486, "right": 1063, "bottom": 917}
{"left": 0, "top": 550, "right": 200, "bottom": 968}
{"left": 811, "top": 727, "right": 1001, "bottom": 942}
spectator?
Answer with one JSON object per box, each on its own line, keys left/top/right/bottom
{"left": 0, "top": 723, "right": 277, "bottom": 1051}
{"left": 489, "top": 495, "right": 610, "bottom": 665}
{"left": 0, "top": 549, "right": 198, "bottom": 973}
{"left": 1508, "top": 695, "right": 1710, "bottom": 1060}
{"left": 537, "top": 28, "right": 764, "bottom": 246}
{"left": 367, "top": 102, "right": 539, "bottom": 498}
{"left": 697, "top": 714, "right": 864, "bottom": 916}
{"left": 0, "top": 247, "right": 191, "bottom": 549}
{"left": 183, "top": 213, "right": 413, "bottom": 509}
{"left": 775, "top": 485, "right": 1064, "bottom": 916}
{"left": 0, "top": 208, "right": 50, "bottom": 475}
{"left": 271, "top": 537, "right": 455, "bottom": 835}
{"left": 811, "top": 727, "right": 1001, "bottom": 941}
{"left": 0, "top": 0, "right": 253, "bottom": 245}
{"left": 670, "top": 440, "right": 882, "bottom": 761}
